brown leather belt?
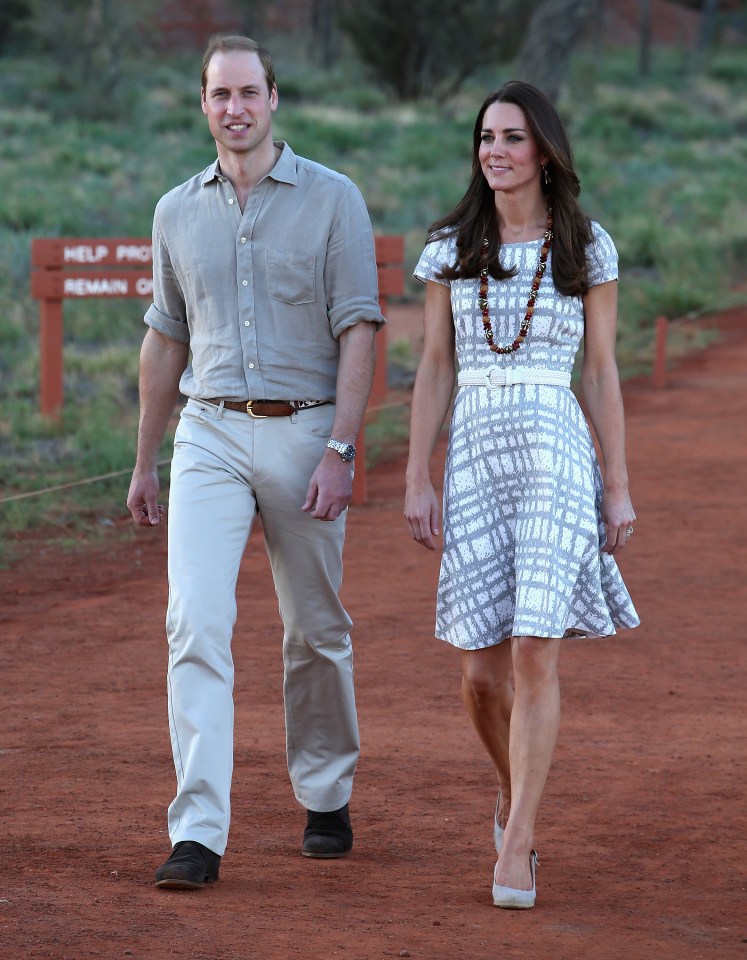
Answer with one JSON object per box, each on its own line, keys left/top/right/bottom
{"left": 203, "top": 399, "right": 328, "bottom": 418}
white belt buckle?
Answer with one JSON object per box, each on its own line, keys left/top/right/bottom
{"left": 485, "top": 366, "right": 520, "bottom": 388}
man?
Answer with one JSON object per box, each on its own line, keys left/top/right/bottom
{"left": 126, "top": 34, "right": 383, "bottom": 890}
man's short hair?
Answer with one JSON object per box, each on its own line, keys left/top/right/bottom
{"left": 201, "top": 35, "right": 276, "bottom": 95}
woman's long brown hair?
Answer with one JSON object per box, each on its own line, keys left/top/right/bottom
{"left": 430, "top": 81, "right": 593, "bottom": 297}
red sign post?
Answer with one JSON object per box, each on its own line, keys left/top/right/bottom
{"left": 31, "top": 238, "right": 155, "bottom": 417}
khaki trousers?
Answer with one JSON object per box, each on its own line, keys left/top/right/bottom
{"left": 165, "top": 399, "right": 359, "bottom": 856}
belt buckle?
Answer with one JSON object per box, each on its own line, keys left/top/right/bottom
{"left": 485, "top": 366, "right": 503, "bottom": 389}
{"left": 246, "top": 400, "right": 268, "bottom": 419}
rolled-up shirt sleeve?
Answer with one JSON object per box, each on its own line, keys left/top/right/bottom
{"left": 144, "top": 211, "right": 190, "bottom": 344}
{"left": 325, "top": 182, "right": 385, "bottom": 339}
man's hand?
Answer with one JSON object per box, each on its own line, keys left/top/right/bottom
{"left": 302, "top": 450, "right": 353, "bottom": 521}
{"left": 127, "top": 466, "right": 165, "bottom": 527}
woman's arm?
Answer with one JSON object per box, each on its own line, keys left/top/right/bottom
{"left": 404, "top": 281, "right": 457, "bottom": 550}
{"left": 581, "top": 280, "right": 636, "bottom": 555}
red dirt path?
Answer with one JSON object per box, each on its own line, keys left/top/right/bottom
{"left": 1, "top": 308, "right": 746, "bottom": 959}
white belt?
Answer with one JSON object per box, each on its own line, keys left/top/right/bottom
{"left": 457, "top": 366, "right": 571, "bottom": 389}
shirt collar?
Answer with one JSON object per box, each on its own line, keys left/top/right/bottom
{"left": 200, "top": 159, "right": 223, "bottom": 186}
{"left": 267, "top": 142, "right": 298, "bottom": 185}
{"left": 200, "top": 142, "right": 298, "bottom": 188}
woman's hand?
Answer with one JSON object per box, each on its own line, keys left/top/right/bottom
{"left": 601, "top": 487, "right": 636, "bottom": 555}
{"left": 405, "top": 480, "right": 441, "bottom": 551}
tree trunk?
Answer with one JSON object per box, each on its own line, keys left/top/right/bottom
{"left": 593, "top": 0, "right": 606, "bottom": 58}
{"left": 697, "top": 0, "right": 720, "bottom": 53}
{"left": 514, "top": 0, "right": 595, "bottom": 102}
{"left": 639, "top": 0, "right": 651, "bottom": 77}
{"left": 242, "top": 0, "right": 268, "bottom": 39}
{"left": 310, "top": 0, "right": 339, "bottom": 65}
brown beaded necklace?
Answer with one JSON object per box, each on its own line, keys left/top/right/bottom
{"left": 478, "top": 206, "right": 553, "bottom": 355}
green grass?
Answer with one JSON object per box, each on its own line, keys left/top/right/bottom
{"left": 1, "top": 42, "right": 746, "bottom": 556}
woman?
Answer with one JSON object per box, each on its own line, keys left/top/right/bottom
{"left": 405, "top": 81, "right": 639, "bottom": 909}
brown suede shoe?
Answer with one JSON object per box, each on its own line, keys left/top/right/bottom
{"left": 155, "top": 840, "right": 221, "bottom": 889}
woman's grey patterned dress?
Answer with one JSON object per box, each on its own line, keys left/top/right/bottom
{"left": 414, "top": 222, "right": 640, "bottom": 650}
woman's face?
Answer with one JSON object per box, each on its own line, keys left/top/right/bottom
{"left": 478, "top": 101, "right": 547, "bottom": 196}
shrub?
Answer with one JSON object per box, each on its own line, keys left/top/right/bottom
{"left": 338, "top": 0, "right": 534, "bottom": 101}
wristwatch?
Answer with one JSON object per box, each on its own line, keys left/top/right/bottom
{"left": 327, "top": 439, "right": 356, "bottom": 462}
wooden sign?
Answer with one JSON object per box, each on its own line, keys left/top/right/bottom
{"left": 31, "top": 238, "right": 153, "bottom": 268}
{"left": 31, "top": 270, "right": 153, "bottom": 299}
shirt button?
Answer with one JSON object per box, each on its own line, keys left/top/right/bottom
{"left": 242, "top": 280, "right": 248, "bottom": 286}
{"left": 244, "top": 320, "right": 251, "bottom": 326}
{"left": 228, "top": 198, "right": 234, "bottom": 205}
{"left": 248, "top": 362, "right": 255, "bottom": 369}
{"left": 240, "top": 237, "right": 247, "bottom": 243}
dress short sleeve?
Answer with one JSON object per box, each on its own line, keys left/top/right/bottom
{"left": 587, "top": 221, "right": 618, "bottom": 287}
{"left": 413, "top": 235, "right": 456, "bottom": 287}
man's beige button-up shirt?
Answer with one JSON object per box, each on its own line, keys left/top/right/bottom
{"left": 145, "top": 142, "right": 384, "bottom": 402}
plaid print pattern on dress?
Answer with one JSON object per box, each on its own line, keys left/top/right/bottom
{"left": 414, "top": 223, "right": 640, "bottom": 648}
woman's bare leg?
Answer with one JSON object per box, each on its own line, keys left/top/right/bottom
{"left": 493, "top": 635, "right": 562, "bottom": 891}
{"left": 460, "top": 641, "right": 514, "bottom": 825}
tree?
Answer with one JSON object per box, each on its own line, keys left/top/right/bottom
{"left": 638, "top": 0, "right": 652, "bottom": 77}
{"left": 339, "top": 0, "right": 535, "bottom": 102}
{"left": 310, "top": 0, "right": 341, "bottom": 66}
{"left": 514, "top": 0, "right": 596, "bottom": 101}
{"left": 238, "top": 0, "right": 269, "bottom": 39}
{"left": 0, "top": 0, "right": 31, "bottom": 54}
{"left": 697, "top": 0, "right": 721, "bottom": 52}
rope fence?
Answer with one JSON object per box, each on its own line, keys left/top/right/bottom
{"left": 0, "top": 400, "right": 414, "bottom": 507}
{"left": 0, "top": 459, "right": 171, "bottom": 506}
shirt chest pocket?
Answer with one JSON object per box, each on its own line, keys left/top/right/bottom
{"left": 267, "top": 250, "right": 316, "bottom": 305}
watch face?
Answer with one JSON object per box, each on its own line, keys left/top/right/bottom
{"left": 328, "top": 439, "right": 356, "bottom": 461}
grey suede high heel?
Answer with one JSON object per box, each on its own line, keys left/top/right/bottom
{"left": 493, "top": 790, "right": 505, "bottom": 854}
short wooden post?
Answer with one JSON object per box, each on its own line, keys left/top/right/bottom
{"left": 653, "top": 315, "right": 668, "bottom": 389}
{"left": 351, "top": 428, "right": 368, "bottom": 506}
{"left": 371, "top": 298, "right": 388, "bottom": 406}
{"left": 370, "top": 234, "right": 405, "bottom": 406}
{"left": 351, "top": 235, "right": 405, "bottom": 505}
{"left": 40, "top": 273, "right": 64, "bottom": 418}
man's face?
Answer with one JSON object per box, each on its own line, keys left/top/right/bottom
{"left": 201, "top": 51, "right": 278, "bottom": 159}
